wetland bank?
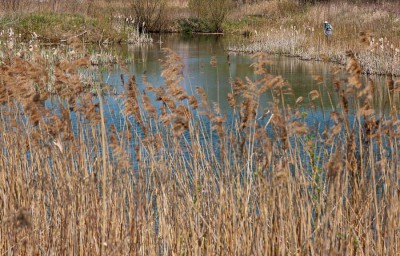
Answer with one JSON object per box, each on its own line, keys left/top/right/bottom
{"left": 1, "top": 0, "right": 400, "bottom": 255}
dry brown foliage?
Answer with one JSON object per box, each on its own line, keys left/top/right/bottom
{"left": 0, "top": 45, "right": 399, "bottom": 255}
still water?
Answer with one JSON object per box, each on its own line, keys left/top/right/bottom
{"left": 100, "top": 33, "right": 396, "bottom": 124}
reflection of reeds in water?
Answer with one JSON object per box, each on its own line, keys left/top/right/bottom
{"left": 0, "top": 45, "right": 400, "bottom": 255}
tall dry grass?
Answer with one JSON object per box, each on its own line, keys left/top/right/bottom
{"left": 229, "top": 1, "right": 400, "bottom": 76}
{"left": 0, "top": 40, "right": 400, "bottom": 255}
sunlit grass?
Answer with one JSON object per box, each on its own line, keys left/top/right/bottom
{"left": 229, "top": 1, "right": 400, "bottom": 76}
{"left": 0, "top": 33, "right": 399, "bottom": 255}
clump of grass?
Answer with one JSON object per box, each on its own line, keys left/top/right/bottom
{"left": 0, "top": 41, "right": 399, "bottom": 255}
{"left": 178, "top": 18, "right": 214, "bottom": 33}
{"left": 228, "top": 25, "right": 306, "bottom": 56}
{"left": 127, "top": 29, "right": 153, "bottom": 45}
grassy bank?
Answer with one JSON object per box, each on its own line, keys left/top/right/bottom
{"left": 228, "top": 1, "right": 400, "bottom": 76}
{"left": 0, "top": 12, "right": 156, "bottom": 44}
{"left": 0, "top": 12, "right": 107, "bottom": 43}
{"left": 0, "top": 32, "right": 400, "bottom": 255}
{"left": 0, "top": 0, "right": 189, "bottom": 44}
{"left": 2, "top": 0, "right": 399, "bottom": 76}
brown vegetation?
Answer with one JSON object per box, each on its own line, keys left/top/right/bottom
{"left": 0, "top": 34, "right": 399, "bottom": 255}
{"left": 228, "top": 0, "right": 400, "bottom": 76}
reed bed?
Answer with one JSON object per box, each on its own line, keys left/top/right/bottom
{"left": 229, "top": 1, "right": 400, "bottom": 76}
{"left": 0, "top": 41, "right": 400, "bottom": 255}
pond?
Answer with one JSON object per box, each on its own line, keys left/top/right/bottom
{"left": 99, "top": 33, "right": 397, "bottom": 129}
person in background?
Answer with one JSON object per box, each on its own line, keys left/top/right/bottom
{"left": 324, "top": 21, "right": 333, "bottom": 43}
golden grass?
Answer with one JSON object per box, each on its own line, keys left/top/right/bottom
{"left": 229, "top": 1, "right": 400, "bottom": 76}
{"left": 0, "top": 32, "right": 400, "bottom": 255}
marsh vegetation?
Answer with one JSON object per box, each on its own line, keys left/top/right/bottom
{"left": 0, "top": 0, "right": 400, "bottom": 255}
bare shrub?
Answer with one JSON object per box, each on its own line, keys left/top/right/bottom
{"left": 189, "top": 0, "right": 232, "bottom": 32}
{"left": 130, "top": 0, "right": 167, "bottom": 32}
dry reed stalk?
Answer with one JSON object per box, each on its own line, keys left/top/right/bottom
{"left": 0, "top": 43, "right": 399, "bottom": 255}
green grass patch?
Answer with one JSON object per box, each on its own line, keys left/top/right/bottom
{"left": 178, "top": 18, "right": 214, "bottom": 33}
{"left": 19, "top": 13, "right": 97, "bottom": 32}
{"left": 0, "top": 12, "right": 122, "bottom": 43}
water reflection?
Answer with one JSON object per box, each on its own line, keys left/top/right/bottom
{"left": 102, "top": 34, "right": 398, "bottom": 117}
